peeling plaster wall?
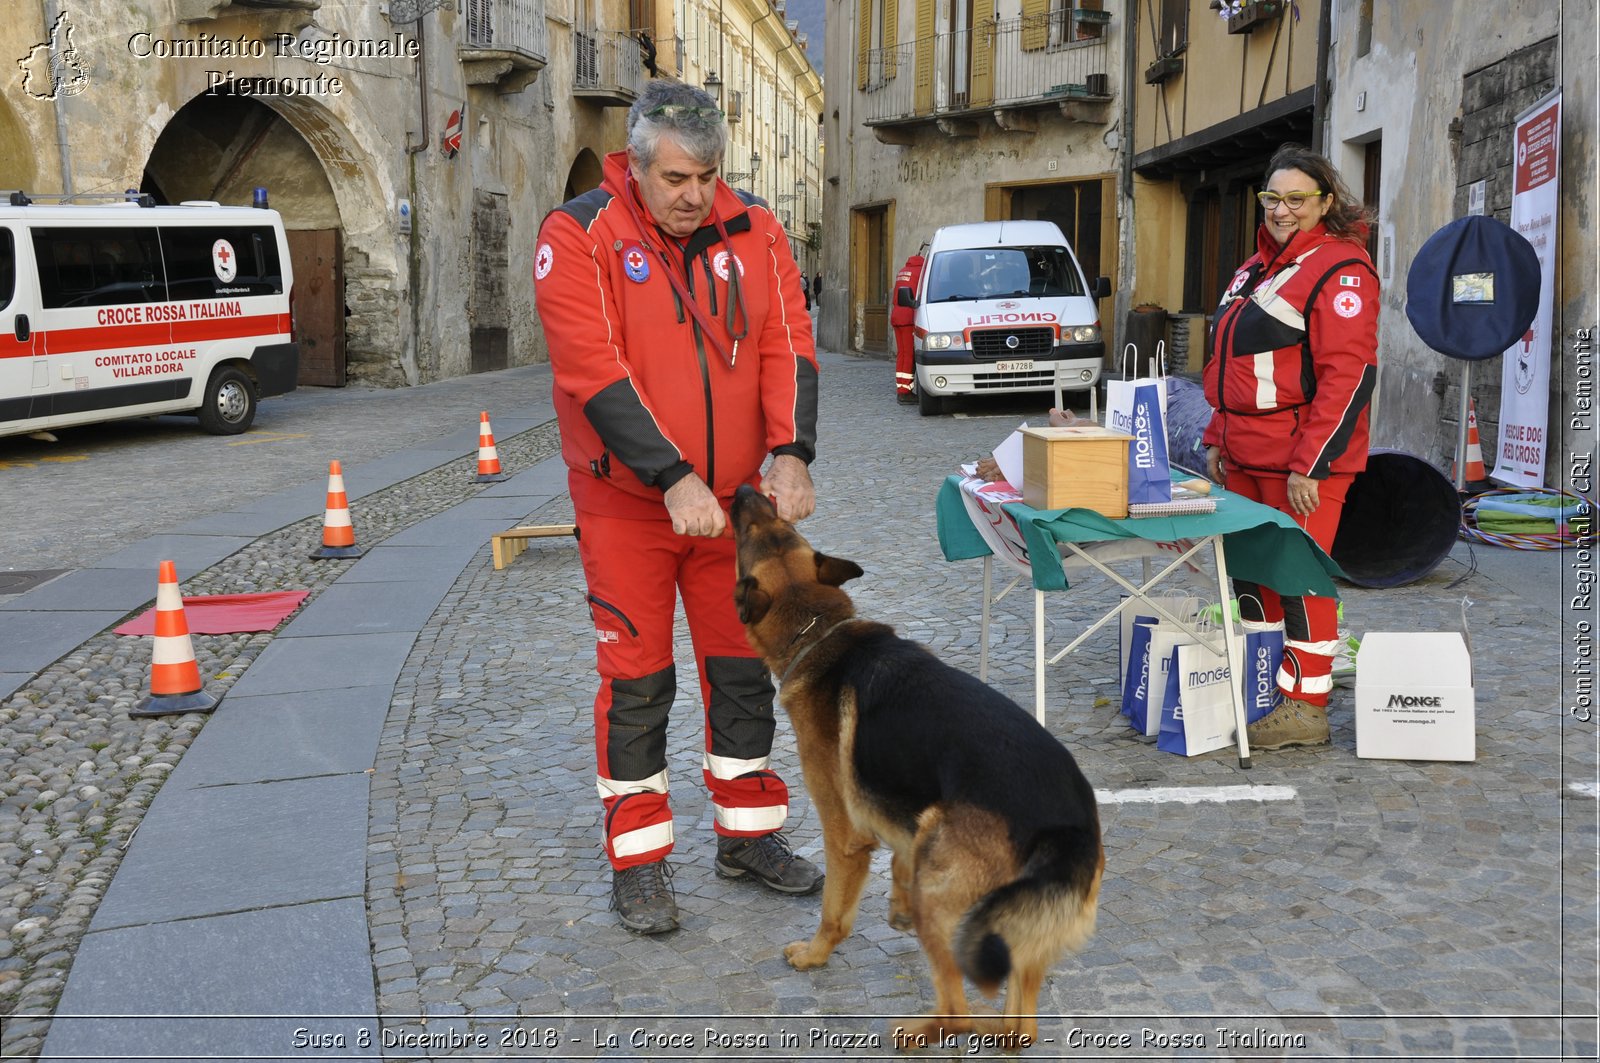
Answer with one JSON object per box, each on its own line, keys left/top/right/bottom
{"left": 1329, "top": 0, "right": 1596, "bottom": 488}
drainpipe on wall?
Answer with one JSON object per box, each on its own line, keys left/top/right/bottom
{"left": 1312, "top": 0, "right": 1331, "bottom": 152}
{"left": 402, "top": 16, "right": 431, "bottom": 386}
{"left": 43, "top": 0, "right": 73, "bottom": 195}
{"left": 1115, "top": 4, "right": 1138, "bottom": 347}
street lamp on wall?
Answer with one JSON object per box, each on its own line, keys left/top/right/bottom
{"left": 704, "top": 72, "right": 722, "bottom": 104}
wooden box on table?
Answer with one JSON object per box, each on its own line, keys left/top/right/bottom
{"left": 1020, "top": 426, "right": 1133, "bottom": 518}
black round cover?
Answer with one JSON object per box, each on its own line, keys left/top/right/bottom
{"left": 1404, "top": 215, "right": 1541, "bottom": 361}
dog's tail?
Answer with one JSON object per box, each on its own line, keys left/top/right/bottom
{"left": 953, "top": 826, "right": 1104, "bottom": 995}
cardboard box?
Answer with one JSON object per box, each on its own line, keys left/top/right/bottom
{"left": 1021, "top": 425, "right": 1132, "bottom": 517}
{"left": 1355, "top": 632, "right": 1475, "bottom": 761}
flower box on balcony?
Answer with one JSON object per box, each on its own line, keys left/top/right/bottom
{"left": 1071, "top": 9, "right": 1113, "bottom": 25}
{"left": 1227, "top": 0, "right": 1283, "bottom": 35}
{"left": 1143, "top": 54, "right": 1183, "bottom": 85}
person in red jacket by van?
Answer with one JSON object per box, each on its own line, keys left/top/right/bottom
{"left": 1203, "top": 144, "right": 1379, "bottom": 752}
{"left": 890, "top": 251, "right": 925, "bottom": 403}
{"left": 535, "top": 81, "right": 822, "bottom": 934}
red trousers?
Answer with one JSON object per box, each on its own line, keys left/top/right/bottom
{"left": 576, "top": 507, "right": 789, "bottom": 870}
{"left": 1223, "top": 468, "right": 1352, "bottom": 708}
{"left": 893, "top": 325, "right": 915, "bottom": 395}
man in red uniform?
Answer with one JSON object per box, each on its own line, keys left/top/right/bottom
{"left": 534, "top": 81, "right": 822, "bottom": 934}
{"left": 890, "top": 251, "right": 924, "bottom": 403}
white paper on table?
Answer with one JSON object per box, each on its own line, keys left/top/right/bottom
{"left": 992, "top": 421, "right": 1028, "bottom": 488}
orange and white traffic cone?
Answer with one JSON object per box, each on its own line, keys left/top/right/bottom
{"left": 131, "top": 560, "right": 218, "bottom": 718}
{"left": 310, "top": 459, "right": 366, "bottom": 559}
{"left": 475, "top": 411, "right": 508, "bottom": 482}
{"left": 1453, "top": 398, "right": 1487, "bottom": 483}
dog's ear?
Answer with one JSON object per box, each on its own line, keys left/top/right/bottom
{"left": 814, "top": 552, "right": 865, "bottom": 587}
{"left": 734, "top": 575, "right": 772, "bottom": 624}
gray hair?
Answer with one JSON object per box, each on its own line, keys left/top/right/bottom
{"left": 626, "top": 80, "right": 727, "bottom": 171}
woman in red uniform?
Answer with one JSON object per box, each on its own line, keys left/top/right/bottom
{"left": 1203, "top": 145, "right": 1379, "bottom": 751}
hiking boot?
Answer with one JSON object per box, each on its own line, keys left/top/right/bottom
{"left": 896, "top": 391, "right": 917, "bottom": 405}
{"left": 610, "top": 861, "right": 679, "bottom": 934}
{"left": 1246, "top": 697, "right": 1331, "bottom": 750}
{"left": 715, "top": 833, "right": 824, "bottom": 895}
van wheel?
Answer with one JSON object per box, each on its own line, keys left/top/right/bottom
{"left": 198, "top": 366, "right": 257, "bottom": 435}
{"left": 917, "top": 387, "right": 945, "bottom": 416}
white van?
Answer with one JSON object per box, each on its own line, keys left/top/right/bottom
{"left": 899, "top": 220, "right": 1108, "bottom": 416}
{"left": 0, "top": 192, "right": 298, "bottom": 440}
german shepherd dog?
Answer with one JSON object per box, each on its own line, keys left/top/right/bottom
{"left": 730, "top": 485, "right": 1104, "bottom": 1050}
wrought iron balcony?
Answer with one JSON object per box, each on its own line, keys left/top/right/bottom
{"left": 459, "top": 0, "right": 548, "bottom": 93}
{"left": 862, "top": 12, "right": 1113, "bottom": 134}
{"left": 176, "top": 0, "right": 318, "bottom": 20}
{"left": 574, "top": 29, "right": 644, "bottom": 106}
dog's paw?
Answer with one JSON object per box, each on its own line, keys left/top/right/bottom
{"left": 783, "top": 940, "right": 830, "bottom": 970}
{"left": 888, "top": 908, "right": 916, "bottom": 933}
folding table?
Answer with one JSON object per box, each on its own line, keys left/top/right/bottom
{"left": 935, "top": 474, "right": 1343, "bottom": 768}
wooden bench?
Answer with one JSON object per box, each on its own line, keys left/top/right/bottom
{"left": 491, "top": 524, "right": 576, "bottom": 570}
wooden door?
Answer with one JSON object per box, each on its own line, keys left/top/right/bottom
{"left": 287, "top": 229, "right": 344, "bottom": 387}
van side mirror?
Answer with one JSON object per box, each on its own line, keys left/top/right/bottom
{"left": 14, "top": 314, "right": 28, "bottom": 342}
{"left": 895, "top": 287, "right": 917, "bottom": 309}
{"left": 1094, "top": 277, "right": 1112, "bottom": 300}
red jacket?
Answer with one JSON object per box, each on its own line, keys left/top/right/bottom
{"left": 889, "top": 254, "right": 924, "bottom": 329}
{"left": 535, "top": 151, "right": 819, "bottom": 518}
{"left": 1203, "top": 223, "right": 1379, "bottom": 478}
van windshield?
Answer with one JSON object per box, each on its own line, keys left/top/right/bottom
{"left": 924, "top": 246, "right": 1084, "bottom": 303}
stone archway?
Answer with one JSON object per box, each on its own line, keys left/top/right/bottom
{"left": 565, "top": 148, "right": 604, "bottom": 201}
{"left": 142, "top": 86, "right": 403, "bottom": 386}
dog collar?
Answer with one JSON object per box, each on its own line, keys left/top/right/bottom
{"left": 777, "top": 616, "right": 854, "bottom": 687}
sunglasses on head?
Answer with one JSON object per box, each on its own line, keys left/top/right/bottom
{"left": 1257, "top": 190, "right": 1327, "bottom": 211}
{"left": 646, "top": 103, "right": 724, "bottom": 121}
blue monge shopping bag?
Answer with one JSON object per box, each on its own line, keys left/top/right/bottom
{"left": 1156, "top": 647, "right": 1186, "bottom": 754}
{"left": 1244, "top": 627, "right": 1286, "bottom": 724}
{"left": 1121, "top": 619, "right": 1156, "bottom": 729}
{"left": 1129, "top": 382, "right": 1172, "bottom": 505}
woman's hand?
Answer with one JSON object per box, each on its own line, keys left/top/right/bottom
{"left": 1286, "top": 471, "right": 1321, "bottom": 516}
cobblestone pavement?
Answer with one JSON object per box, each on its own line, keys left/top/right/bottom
{"left": 1, "top": 349, "right": 1595, "bottom": 1061}
{"left": 366, "top": 354, "right": 1595, "bottom": 1059}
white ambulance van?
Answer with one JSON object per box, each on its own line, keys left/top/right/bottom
{"left": 899, "top": 220, "right": 1108, "bottom": 416}
{"left": 0, "top": 191, "right": 298, "bottom": 440}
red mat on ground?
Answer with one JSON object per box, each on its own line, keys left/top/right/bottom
{"left": 114, "top": 591, "right": 310, "bottom": 636}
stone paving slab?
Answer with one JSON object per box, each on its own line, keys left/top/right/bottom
{"left": 41, "top": 898, "right": 378, "bottom": 1063}
{"left": 0, "top": 609, "right": 127, "bottom": 672}
{"left": 175, "top": 685, "right": 396, "bottom": 788}
{"left": 475, "top": 460, "right": 570, "bottom": 499}
{"left": 380, "top": 516, "right": 529, "bottom": 549}
{"left": 225, "top": 631, "right": 419, "bottom": 697}
{"left": 0, "top": 671, "right": 29, "bottom": 700}
{"left": 164, "top": 508, "right": 303, "bottom": 538}
{"left": 0, "top": 566, "right": 153, "bottom": 612}
{"left": 89, "top": 772, "right": 369, "bottom": 932}
{"left": 85, "top": 532, "right": 255, "bottom": 574}
{"left": 345, "top": 449, "right": 474, "bottom": 498}
{"left": 338, "top": 544, "right": 488, "bottom": 582}
{"left": 276, "top": 579, "right": 453, "bottom": 637}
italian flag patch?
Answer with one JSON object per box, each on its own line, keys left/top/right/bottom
{"left": 1339, "top": 275, "right": 1361, "bottom": 287}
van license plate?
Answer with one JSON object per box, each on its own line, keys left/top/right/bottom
{"left": 994, "top": 360, "right": 1034, "bottom": 373}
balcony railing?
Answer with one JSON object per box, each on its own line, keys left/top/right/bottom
{"left": 573, "top": 29, "right": 644, "bottom": 106}
{"left": 459, "top": 0, "right": 548, "bottom": 93}
{"left": 863, "top": 13, "right": 1112, "bottom": 126}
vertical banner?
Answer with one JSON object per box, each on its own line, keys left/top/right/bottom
{"left": 1491, "top": 91, "right": 1561, "bottom": 486}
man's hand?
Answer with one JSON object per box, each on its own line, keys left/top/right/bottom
{"left": 1205, "top": 445, "right": 1224, "bottom": 485}
{"left": 664, "top": 474, "right": 727, "bottom": 537}
{"left": 761, "top": 454, "right": 815, "bottom": 522}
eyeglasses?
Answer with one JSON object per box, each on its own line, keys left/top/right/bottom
{"left": 1257, "top": 190, "right": 1327, "bottom": 211}
{"left": 646, "top": 104, "right": 724, "bottom": 122}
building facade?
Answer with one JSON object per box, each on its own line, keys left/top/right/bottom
{"left": 819, "top": 0, "right": 1123, "bottom": 356}
{"left": 825, "top": 0, "right": 1596, "bottom": 490}
{"left": 3, "top": 0, "right": 819, "bottom": 387}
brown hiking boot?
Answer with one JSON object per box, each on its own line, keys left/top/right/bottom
{"left": 1246, "top": 697, "right": 1330, "bottom": 750}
